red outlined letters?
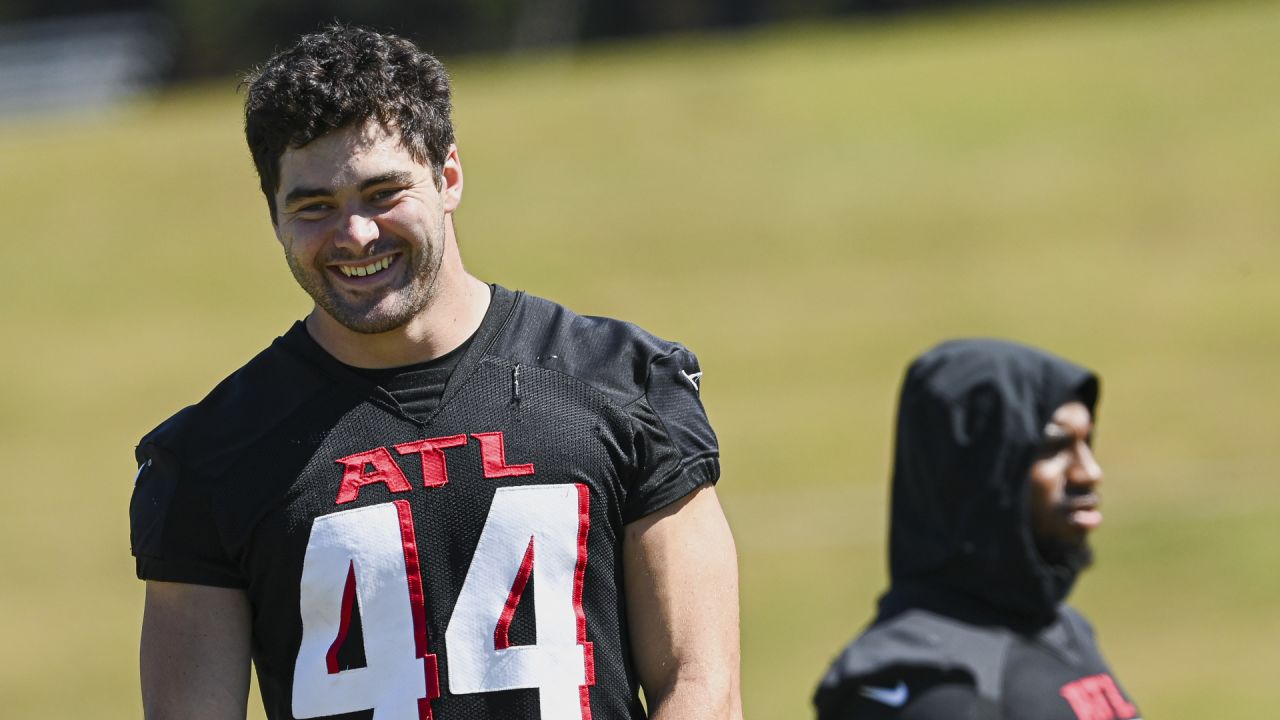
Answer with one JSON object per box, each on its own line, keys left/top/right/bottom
{"left": 335, "top": 447, "right": 412, "bottom": 505}
{"left": 472, "top": 431, "right": 537, "bottom": 478}
{"left": 394, "top": 434, "right": 469, "bottom": 488}
{"left": 335, "top": 431, "right": 534, "bottom": 504}
{"left": 1060, "top": 674, "right": 1138, "bottom": 720}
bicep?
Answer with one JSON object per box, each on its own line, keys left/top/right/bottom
{"left": 623, "top": 483, "right": 740, "bottom": 718}
{"left": 140, "top": 581, "right": 252, "bottom": 720}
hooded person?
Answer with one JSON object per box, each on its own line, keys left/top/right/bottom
{"left": 813, "top": 339, "right": 1140, "bottom": 720}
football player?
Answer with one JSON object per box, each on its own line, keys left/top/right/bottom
{"left": 130, "top": 25, "right": 741, "bottom": 720}
{"left": 814, "top": 339, "right": 1139, "bottom": 720}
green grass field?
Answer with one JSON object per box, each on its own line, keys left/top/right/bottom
{"left": 2, "top": 0, "right": 1278, "bottom": 716}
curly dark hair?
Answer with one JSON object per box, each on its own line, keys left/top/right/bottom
{"left": 243, "top": 24, "right": 455, "bottom": 221}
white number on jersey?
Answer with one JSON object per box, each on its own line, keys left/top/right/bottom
{"left": 293, "top": 485, "right": 592, "bottom": 720}
{"left": 446, "top": 484, "right": 594, "bottom": 720}
{"left": 294, "top": 500, "right": 437, "bottom": 720}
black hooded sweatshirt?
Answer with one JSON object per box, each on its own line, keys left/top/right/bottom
{"left": 814, "top": 339, "right": 1139, "bottom": 720}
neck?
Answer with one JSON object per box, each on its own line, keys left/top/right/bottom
{"left": 304, "top": 226, "right": 491, "bottom": 369}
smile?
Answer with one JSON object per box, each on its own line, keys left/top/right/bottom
{"left": 335, "top": 256, "right": 394, "bottom": 278}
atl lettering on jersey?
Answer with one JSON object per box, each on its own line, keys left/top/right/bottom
{"left": 1060, "top": 674, "right": 1139, "bottom": 720}
{"left": 335, "top": 431, "right": 534, "bottom": 504}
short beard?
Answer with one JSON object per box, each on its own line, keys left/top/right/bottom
{"left": 1035, "top": 534, "right": 1094, "bottom": 575}
{"left": 285, "top": 234, "right": 445, "bottom": 335}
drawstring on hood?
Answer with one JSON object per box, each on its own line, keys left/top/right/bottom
{"left": 881, "top": 338, "right": 1099, "bottom": 627}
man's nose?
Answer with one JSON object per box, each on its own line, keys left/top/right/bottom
{"left": 336, "top": 212, "right": 379, "bottom": 249}
{"left": 1069, "top": 443, "right": 1103, "bottom": 490}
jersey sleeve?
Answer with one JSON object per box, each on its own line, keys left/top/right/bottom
{"left": 129, "top": 441, "right": 245, "bottom": 587}
{"left": 621, "top": 346, "right": 720, "bottom": 522}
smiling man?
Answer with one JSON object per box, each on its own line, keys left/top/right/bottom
{"left": 129, "top": 25, "right": 740, "bottom": 720}
{"left": 814, "top": 339, "right": 1139, "bottom": 720}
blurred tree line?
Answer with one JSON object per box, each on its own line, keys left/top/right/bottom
{"left": 0, "top": 0, "right": 1079, "bottom": 78}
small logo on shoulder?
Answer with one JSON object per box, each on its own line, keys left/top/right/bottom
{"left": 678, "top": 369, "right": 703, "bottom": 392}
{"left": 134, "top": 458, "right": 153, "bottom": 486}
{"left": 860, "top": 681, "right": 909, "bottom": 708}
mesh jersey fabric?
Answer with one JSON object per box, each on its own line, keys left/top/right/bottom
{"left": 129, "top": 284, "right": 719, "bottom": 720}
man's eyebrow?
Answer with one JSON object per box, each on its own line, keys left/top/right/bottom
{"left": 359, "top": 171, "right": 415, "bottom": 190}
{"left": 283, "top": 186, "right": 333, "bottom": 208}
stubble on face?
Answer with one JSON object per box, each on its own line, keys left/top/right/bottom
{"left": 1034, "top": 531, "right": 1094, "bottom": 574}
{"left": 275, "top": 121, "right": 451, "bottom": 335}
{"left": 283, "top": 220, "right": 446, "bottom": 335}
{"left": 1028, "top": 401, "right": 1101, "bottom": 573}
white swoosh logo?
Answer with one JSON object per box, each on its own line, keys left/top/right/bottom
{"left": 679, "top": 369, "right": 703, "bottom": 392}
{"left": 860, "top": 681, "right": 909, "bottom": 707}
{"left": 134, "top": 458, "right": 152, "bottom": 485}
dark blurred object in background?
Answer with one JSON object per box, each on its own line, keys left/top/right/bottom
{"left": 0, "top": 11, "right": 172, "bottom": 119}
{"left": 0, "top": 0, "right": 1083, "bottom": 91}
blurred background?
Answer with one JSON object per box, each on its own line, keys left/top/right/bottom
{"left": 1, "top": 0, "right": 1277, "bottom": 717}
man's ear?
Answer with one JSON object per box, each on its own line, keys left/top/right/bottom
{"left": 440, "top": 144, "right": 463, "bottom": 213}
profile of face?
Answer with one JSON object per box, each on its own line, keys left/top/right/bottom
{"left": 272, "top": 120, "right": 463, "bottom": 334}
{"left": 1028, "top": 400, "right": 1103, "bottom": 570}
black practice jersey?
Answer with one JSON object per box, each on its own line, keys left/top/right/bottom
{"left": 815, "top": 607, "right": 1140, "bottom": 720}
{"left": 129, "top": 285, "right": 719, "bottom": 720}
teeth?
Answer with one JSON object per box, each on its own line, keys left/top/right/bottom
{"left": 339, "top": 257, "right": 392, "bottom": 278}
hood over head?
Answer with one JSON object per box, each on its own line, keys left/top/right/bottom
{"left": 883, "top": 338, "right": 1099, "bottom": 626}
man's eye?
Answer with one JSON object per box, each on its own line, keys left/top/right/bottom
{"left": 371, "top": 188, "right": 402, "bottom": 202}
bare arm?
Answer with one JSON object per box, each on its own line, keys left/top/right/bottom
{"left": 624, "top": 484, "right": 743, "bottom": 720}
{"left": 140, "top": 581, "right": 253, "bottom": 720}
